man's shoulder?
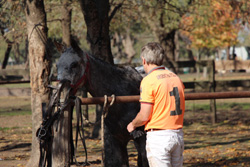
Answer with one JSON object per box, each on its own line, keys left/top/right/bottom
{"left": 141, "top": 75, "right": 150, "bottom": 84}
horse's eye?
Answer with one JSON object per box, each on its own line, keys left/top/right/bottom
{"left": 70, "top": 62, "right": 78, "bottom": 69}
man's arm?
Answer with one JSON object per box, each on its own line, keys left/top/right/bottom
{"left": 127, "top": 103, "right": 153, "bottom": 133}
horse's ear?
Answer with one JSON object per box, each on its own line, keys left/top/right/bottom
{"left": 54, "top": 40, "right": 66, "bottom": 53}
{"left": 70, "top": 37, "right": 83, "bottom": 57}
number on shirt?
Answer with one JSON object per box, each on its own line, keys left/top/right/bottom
{"left": 170, "top": 87, "right": 182, "bottom": 116}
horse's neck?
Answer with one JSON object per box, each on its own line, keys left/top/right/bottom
{"left": 85, "top": 56, "right": 142, "bottom": 98}
{"left": 86, "top": 57, "right": 114, "bottom": 97}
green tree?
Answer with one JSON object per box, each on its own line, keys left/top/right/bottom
{"left": 131, "top": 0, "right": 192, "bottom": 72}
{"left": 181, "top": 0, "right": 238, "bottom": 49}
{"left": 109, "top": 0, "right": 147, "bottom": 63}
{"left": 0, "top": 1, "right": 27, "bottom": 67}
{"left": 180, "top": 0, "right": 250, "bottom": 59}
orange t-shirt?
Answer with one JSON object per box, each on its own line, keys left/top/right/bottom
{"left": 140, "top": 66, "right": 185, "bottom": 130}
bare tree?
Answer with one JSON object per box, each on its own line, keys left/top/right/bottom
{"left": 25, "top": 0, "right": 51, "bottom": 166}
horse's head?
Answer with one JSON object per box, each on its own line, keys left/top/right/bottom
{"left": 55, "top": 41, "right": 88, "bottom": 86}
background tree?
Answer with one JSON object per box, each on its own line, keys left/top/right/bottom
{"left": 79, "top": 0, "right": 114, "bottom": 64}
{"left": 181, "top": 0, "right": 238, "bottom": 59}
{"left": 131, "top": 0, "right": 192, "bottom": 72}
{"left": 0, "top": 1, "right": 27, "bottom": 68}
{"left": 62, "top": 0, "right": 72, "bottom": 47}
{"left": 109, "top": 0, "right": 145, "bottom": 64}
{"left": 0, "top": 28, "right": 13, "bottom": 69}
{"left": 180, "top": 0, "right": 250, "bottom": 60}
{"left": 1, "top": 0, "right": 250, "bottom": 67}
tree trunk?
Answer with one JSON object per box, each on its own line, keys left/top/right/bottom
{"left": 111, "top": 32, "right": 123, "bottom": 61}
{"left": 13, "top": 42, "right": 21, "bottom": 64}
{"left": 1, "top": 27, "right": 13, "bottom": 69}
{"left": 174, "top": 31, "right": 179, "bottom": 61}
{"left": 51, "top": 2, "right": 74, "bottom": 166}
{"left": 187, "top": 49, "right": 195, "bottom": 61}
{"left": 226, "top": 46, "right": 230, "bottom": 60}
{"left": 79, "top": 0, "right": 114, "bottom": 64}
{"left": 158, "top": 29, "right": 177, "bottom": 73}
{"left": 2, "top": 43, "right": 12, "bottom": 69}
{"left": 159, "top": 29, "right": 176, "bottom": 61}
{"left": 25, "top": 36, "right": 29, "bottom": 69}
{"left": 25, "top": 0, "right": 51, "bottom": 167}
{"left": 122, "top": 29, "right": 136, "bottom": 64}
{"left": 62, "top": 0, "right": 72, "bottom": 47}
{"left": 52, "top": 102, "right": 72, "bottom": 167}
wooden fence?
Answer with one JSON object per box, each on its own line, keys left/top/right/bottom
{"left": 171, "top": 60, "right": 250, "bottom": 123}
{"left": 1, "top": 60, "right": 250, "bottom": 123}
{"left": 2, "top": 60, "right": 250, "bottom": 88}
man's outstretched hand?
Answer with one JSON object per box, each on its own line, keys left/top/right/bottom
{"left": 127, "top": 122, "right": 135, "bottom": 133}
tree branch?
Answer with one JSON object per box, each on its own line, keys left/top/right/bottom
{"left": 109, "top": 1, "right": 124, "bottom": 23}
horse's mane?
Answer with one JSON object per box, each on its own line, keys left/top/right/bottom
{"left": 89, "top": 54, "right": 140, "bottom": 79}
{"left": 86, "top": 53, "right": 142, "bottom": 96}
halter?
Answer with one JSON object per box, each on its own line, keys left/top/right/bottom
{"left": 70, "top": 53, "right": 90, "bottom": 95}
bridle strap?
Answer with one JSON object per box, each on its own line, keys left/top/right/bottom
{"left": 70, "top": 53, "right": 90, "bottom": 95}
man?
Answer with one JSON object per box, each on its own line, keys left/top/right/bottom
{"left": 127, "top": 42, "right": 185, "bottom": 167}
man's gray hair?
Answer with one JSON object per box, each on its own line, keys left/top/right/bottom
{"left": 141, "top": 42, "right": 164, "bottom": 66}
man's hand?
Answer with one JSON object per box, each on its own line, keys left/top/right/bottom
{"left": 127, "top": 122, "right": 145, "bottom": 139}
{"left": 127, "top": 122, "right": 135, "bottom": 133}
{"left": 127, "top": 103, "right": 152, "bottom": 133}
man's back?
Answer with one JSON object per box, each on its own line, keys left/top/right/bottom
{"left": 140, "top": 69, "right": 185, "bottom": 130}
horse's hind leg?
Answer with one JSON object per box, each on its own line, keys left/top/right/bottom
{"left": 104, "top": 128, "right": 129, "bottom": 167}
{"left": 133, "top": 134, "right": 149, "bottom": 167}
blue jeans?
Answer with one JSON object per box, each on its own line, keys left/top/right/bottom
{"left": 146, "top": 129, "right": 184, "bottom": 167}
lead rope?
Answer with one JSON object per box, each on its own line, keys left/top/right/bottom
{"left": 74, "top": 97, "right": 89, "bottom": 166}
{"left": 101, "top": 94, "right": 115, "bottom": 166}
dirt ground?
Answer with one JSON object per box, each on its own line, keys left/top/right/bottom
{"left": 0, "top": 96, "right": 250, "bottom": 167}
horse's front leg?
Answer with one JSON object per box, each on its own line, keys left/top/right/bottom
{"left": 104, "top": 126, "right": 130, "bottom": 167}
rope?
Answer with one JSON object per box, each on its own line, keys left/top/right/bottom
{"left": 74, "top": 97, "right": 89, "bottom": 166}
{"left": 101, "top": 94, "right": 115, "bottom": 166}
{"left": 72, "top": 94, "right": 115, "bottom": 166}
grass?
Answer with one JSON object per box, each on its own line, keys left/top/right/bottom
{"left": 186, "top": 101, "right": 250, "bottom": 111}
{"left": 0, "top": 127, "right": 19, "bottom": 132}
{"left": 0, "top": 96, "right": 31, "bottom": 116}
{"left": 0, "top": 83, "right": 30, "bottom": 88}
{"left": 0, "top": 109, "right": 31, "bottom": 116}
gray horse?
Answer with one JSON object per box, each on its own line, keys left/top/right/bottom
{"left": 56, "top": 42, "right": 149, "bottom": 167}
